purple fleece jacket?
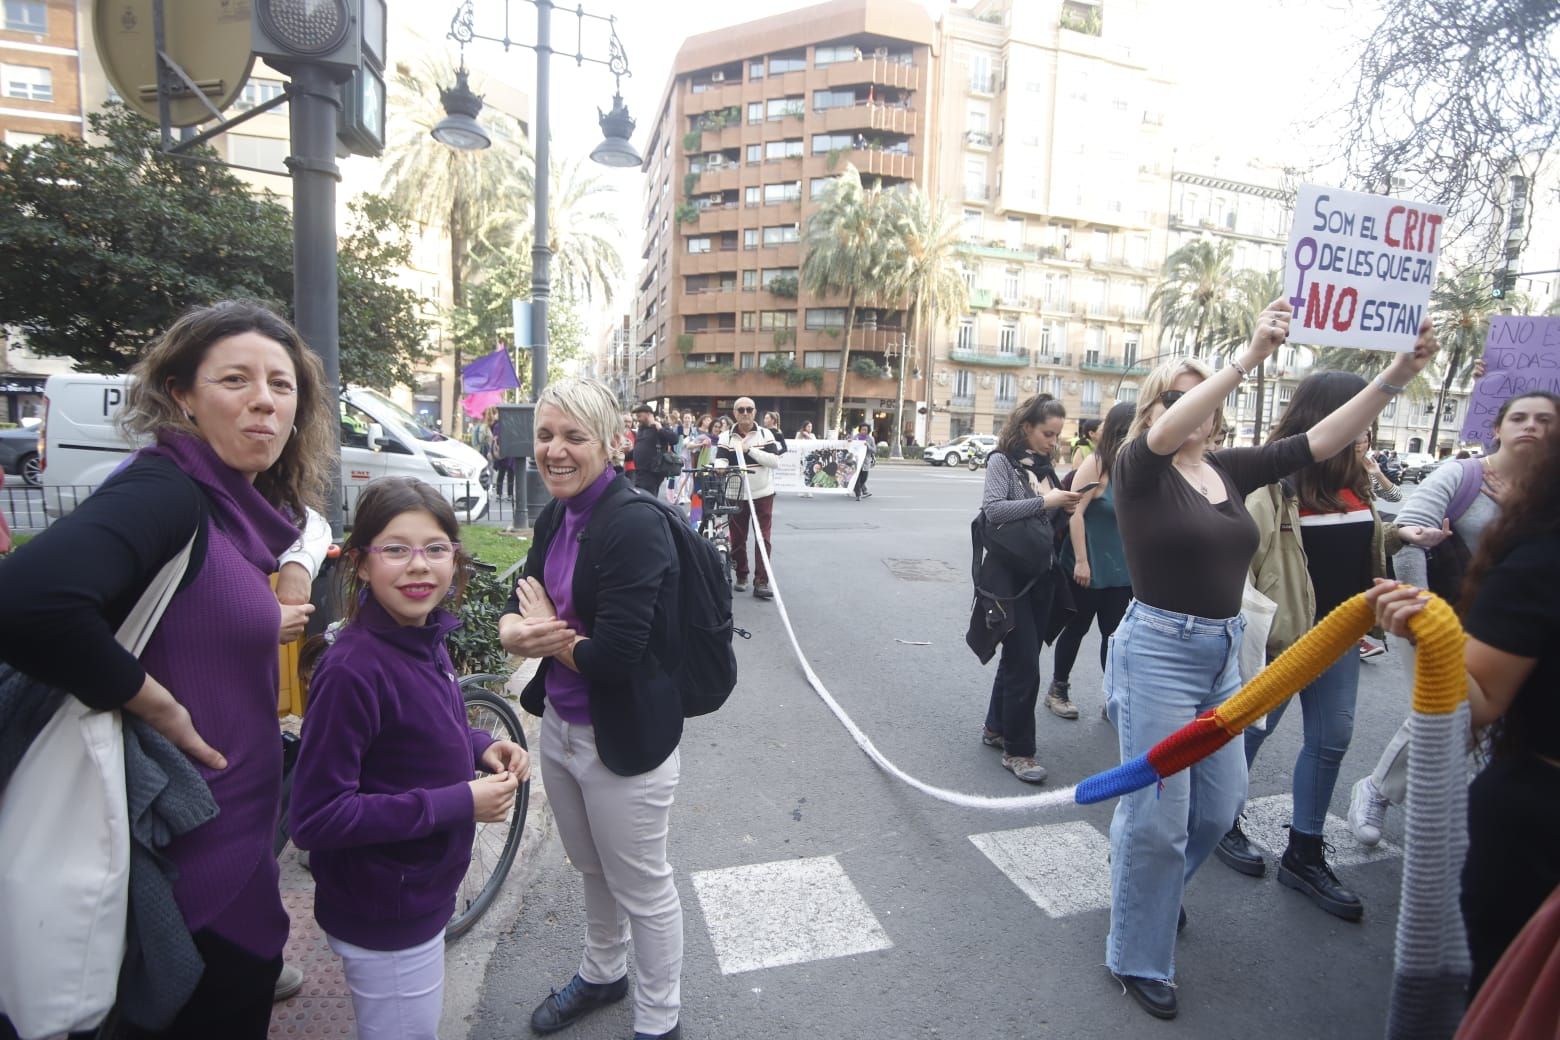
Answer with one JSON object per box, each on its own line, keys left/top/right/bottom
{"left": 290, "top": 597, "right": 495, "bottom": 951}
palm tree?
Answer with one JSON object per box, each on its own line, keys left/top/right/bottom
{"left": 802, "top": 164, "right": 895, "bottom": 435}
{"left": 379, "top": 57, "right": 531, "bottom": 321}
{"left": 1149, "top": 239, "right": 1240, "bottom": 360}
{"left": 475, "top": 153, "right": 624, "bottom": 306}
{"left": 1217, "top": 269, "right": 1284, "bottom": 443}
{"left": 880, "top": 186, "right": 968, "bottom": 457}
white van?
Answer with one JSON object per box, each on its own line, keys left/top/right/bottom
{"left": 39, "top": 374, "right": 490, "bottom": 520}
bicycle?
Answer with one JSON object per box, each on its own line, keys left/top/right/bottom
{"left": 687, "top": 465, "right": 746, "bottom": 586}
{"left": 273, "top": 673, "right": 530, "bottom": 942}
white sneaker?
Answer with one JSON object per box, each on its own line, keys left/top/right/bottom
{"left": 1348, "top": 776, "right": 1388, "bottom": 846}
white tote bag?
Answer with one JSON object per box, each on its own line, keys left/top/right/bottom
{"left": 0, "top": 533, "right": 194, "bottom": 1040}
{"left": 1238, "top": 580, "right": 1278, "bottom": 732}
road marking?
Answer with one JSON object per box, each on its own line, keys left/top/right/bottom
{"left": 1240, "top": 793, "right": 1402, "bottom": 866}
{"left": 690, "top": 855, "right": 892, "bottom": 974}
{"left": 969, "top": 821, "right": 1114, "bottom": 918}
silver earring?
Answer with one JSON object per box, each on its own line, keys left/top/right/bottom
{"left": 291, "top": 425, "right": 298, "bottom": 436}
{"left": 183, "top": 411, "right": 196, "bottom": 424}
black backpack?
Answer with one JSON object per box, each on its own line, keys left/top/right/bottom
{"left": 609, "top": 493, "right": 747, "bottom": 717}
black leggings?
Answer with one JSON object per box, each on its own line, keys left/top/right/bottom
{"left": 1051, "top": 580, "right": 1132, "bottom": 684}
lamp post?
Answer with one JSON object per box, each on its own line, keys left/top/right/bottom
{"left": 432, "top": 0, "right": 641, "bottom": 406}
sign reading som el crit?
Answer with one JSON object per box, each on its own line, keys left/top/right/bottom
{"left": 1284, "top": 184, "right": 1446, "bottom": 352}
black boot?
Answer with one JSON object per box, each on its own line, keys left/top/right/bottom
{"left": 1277, "top": 827, "right": 1363, "bottom": 921}
{"left": 1214, "top": 820, "right": 1266, "bottom": 877}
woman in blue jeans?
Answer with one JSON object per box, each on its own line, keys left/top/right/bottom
{"left": 1103, "top": 303, "right": 1436, "bottom": 1021}
{"left": 1217, "top": 375, "right": 1398, "bottom": 921}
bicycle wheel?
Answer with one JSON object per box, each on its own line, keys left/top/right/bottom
{"left": 447, "top": 675, "right": 530, "bottom": 941}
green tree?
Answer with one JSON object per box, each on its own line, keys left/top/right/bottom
{"left": 478, "top": 153, "right": 623, "bottom": 306}
{"left": 1149, "top": 239, "right": 1241, "bottom": 361}
{"left": 450, "top": 256, "right": 588, "bottom": 396}
{"left": 1215, "top": 269, "right": 1284, "bottom": 443}
{"left": 802, "top": 164, "right": 895, "bottom": 435}
{"left": 0, "top": 105, "right": 432, "bottom": 385}
{"left": 880, "top": 187, "right": 968, "bottom": 456}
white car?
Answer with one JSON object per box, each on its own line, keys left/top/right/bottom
{"left": 926, "top": 434, "right": 997, "bottom": 467}
{"left": 1399, "top": 452, "right": 1440, "bottom": 483}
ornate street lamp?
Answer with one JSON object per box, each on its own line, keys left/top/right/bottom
{"left": 434, "top": 0, "right": 641, "bottom": 402}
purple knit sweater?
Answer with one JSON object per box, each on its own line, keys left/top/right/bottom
{"left": 137, "top": 433, "right": 302, "bottom": 958}
{"left": 542, "top": 467, "right": 616, "bottom": 723}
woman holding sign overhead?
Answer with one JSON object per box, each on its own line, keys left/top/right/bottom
{"left": 1100, "top": 300, "right": 1436, "bottom": 1021}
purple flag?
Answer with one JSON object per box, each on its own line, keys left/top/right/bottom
{"left": 461, "top": 349, "right": 521, "bottom": 393}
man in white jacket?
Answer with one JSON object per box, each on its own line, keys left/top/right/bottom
{"left": 717, "top": 397, "right": 781, "bottom": 600}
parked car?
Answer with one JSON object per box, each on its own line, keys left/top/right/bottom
{"left": 0, "top": 425, "right": 41, "bottom": 487}
{"left": 1373, "top": 451, "right": 1403, "bottom": 485}
{"left": 926, "top": 434, "right": 997, "bottom": 467}
{"left": 1399, "top": 452, "right": 1441, "bottom": 483}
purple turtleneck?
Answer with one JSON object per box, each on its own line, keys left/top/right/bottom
{"left": 542, "top": 466, "right": 617, "bottom": 723}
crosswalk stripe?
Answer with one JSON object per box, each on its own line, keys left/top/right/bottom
{"left": 969, "top": 821, "right": 1114, "bottom": 918}
{"left": 690, "top": 855, "right": 893, "bottom": 975}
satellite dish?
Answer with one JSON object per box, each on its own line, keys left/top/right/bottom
{"left": 94, "top": 0, "right": 257, "bottom": 128}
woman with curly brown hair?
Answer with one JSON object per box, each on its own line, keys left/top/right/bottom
{"left": 0, "top": 300, "right": 333, "bottom": 1038}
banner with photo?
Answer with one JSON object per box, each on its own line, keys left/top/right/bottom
{"left": 772, "top": 440, "right": 870, "bottom": 496}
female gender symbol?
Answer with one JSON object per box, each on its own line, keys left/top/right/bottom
{"left": 1289, "top": 237, "right": 1318, "bottom": 313}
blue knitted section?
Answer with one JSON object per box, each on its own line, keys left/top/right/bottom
{"left": 1075, "top": 755, "right": 1159, "bottom": 805}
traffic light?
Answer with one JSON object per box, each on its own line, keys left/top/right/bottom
{"left": 251, "top": 0, "right": 360, "bottom": 76}
{"left": 1492, "top": 269, "right": 1518, "bottom": 299}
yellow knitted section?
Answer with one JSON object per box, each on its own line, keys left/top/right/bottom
{"left": 1212, "top": 591, "right": 1467, "bottom": 735}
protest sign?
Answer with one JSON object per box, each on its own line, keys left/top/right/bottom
{"left": 771, "top": 439, "right": 868, "bottom": 496}
{"left": 1283, "top": 184, "right": 1446, "bottom": 351}
{"left": 1460, "top": 316, "right": 1560, "bottom": 447}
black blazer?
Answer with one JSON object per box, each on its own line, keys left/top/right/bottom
{"left": 507, "top": 475, "right": 682, "bottom": 776}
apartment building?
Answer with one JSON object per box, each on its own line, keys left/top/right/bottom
{"left": 630, "top": 0, "right": 935, "bottom": 432}
{"left": 1, "top": 0, "right": 81, "bottom": 147}
{"left": 925, "top": 0, "right": 1173, "bottom": 442}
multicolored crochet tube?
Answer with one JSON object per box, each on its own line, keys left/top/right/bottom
{"left": 1073, "top": 589, "right": 1472, "bottom": 1040}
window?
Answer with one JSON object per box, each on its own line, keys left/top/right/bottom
{"left": 761, "top": 224, "right": 798, "bottom": 246}
{"left": 3, "top": 129, "right": 46, "bottom": 148}
{"left": 954, "top": 369, "right": 974, "bottom": 397}
{"left": 1002, "top": 269, "right": 1021, "bottom": 300}
{"left": 1383, "top": 398, "right": 1398, "bottom": 420}
{"left": 743, "top": 228, "right": 758, "bottom": 250}
{"left": 966, "top": 105, "right": 989, "bottom": 133}
{"left": 769, "top": 51, "right": 806, "bottom": 74}
{"left": 1084, "top": 326, "right": 1104, "bottom": 365}
{"left": 748, "top": 60, "right": 765, "bottom": 81}
{"left": 765, "top": 138, "right": 803, "bottom": 160}
{"left": 1124, "top": 335, "right": 1140, "bottom": 368}
{"left": 747, "top": 101, "right": 763, "bottom": 124}
{"left": 763, "top": 181, "right": 800, "bottom": 204}
{"left": 226, "top": 134, "right": 287, "bottom": 171}
{"left": 745, "top": 186, "right": 760, "bottom": 206}
{"left": 1091, "top": 229, "right": 1111, "bottom": 261}
{"left": 813, "top": 89, "right": 857, "bottom": 111}
{"left": 969, "top": 52, "right": 993, "bottom": 93}
{"left": 759, "top": 311, "right": 797, "bottom": 330}
{"left": 814, "top": 44, "right": 860, "bottom": 66}
{"left": 1082, "top": 379, "right": 1101, "bottom": 408}
{"left": 2, "top": 63, "right": 51, "bottom": 101}
{"left": 746, "top": 143, "right": 762, "bottom": 164}
{"left": 1005, "top": 216, "right": 1024, "bottom": 249}
{"left": 741, "top": 312, "right": 756, "bottom": 331}
{"left": 766, "top": 97, "right": 803, "bottom": 120}
{"left": 234, "top": 78, "right": 287, "bottom": 112}
{"left": 805, "top": 308, "right": 846, "bottom": 330}
{"left": 998, "top": 323, "right": 1017, "bottom": 354}
{"left": 997, "top": 373, "right": 1018, "bottom": 402}
{"left": 956, "top": 319, "right": 975, "bottom": 350}
{"left": 964, "top": 155, "right": 987, "bottom": 196}
{"left": 810, "top": 132, "right": 855, "bottom": 155}
{"left": 803, "top": 351, "right": 842, "bottom": 369}
{"left": 687, "top": 237, "right": 712, "bottom": 254}
{"left": 1442, "top": 399, "right": 1458, "bottom": 422}
{"left": 742, "top": 269, "right": 758, "bottom": 290}
{"left": 962, "top": 209, "right": 982, "bottom": 240}
{"left": 760, "top": 267, "right": 798, "bottom": 286}
{"left": 1118, "top": 385, "right": 1139, "bottom": 404}
{"left": 810, "top": 176, "right": 838, "bottom": 200}
{"left": 3, "top": 0, "right": 45, "bottom": 32}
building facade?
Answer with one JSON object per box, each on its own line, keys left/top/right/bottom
{"left": 630, "top": 0, "right": 936, "bottom": 435}
{"left": 1, "top": 0, "right": 81, "bottom": 148}
{"left": 922, "top": 0, "right": 1173, "bottom": 443}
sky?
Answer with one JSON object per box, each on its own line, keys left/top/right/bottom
{"left": 406, "top": 0, "right": 1367, "bottom": 326}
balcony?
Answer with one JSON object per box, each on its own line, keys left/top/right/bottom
{"left": 965, "top": 182, "right": 992, "bottom": 201}
{"left": 968, "top": 75, "right": 996, "bottom": 97}
{"left": 969, "top": 288, "right": 995, "bottom": 309}
{"left": 817, "top": 100, "right": 917, "bottom": 136}
{"left": 994, "top": 395, "right": 1019, "bottom": 412}
{"left": 949, "top": 344, "right": 1029, "bottom": 367}
{"left": 1079, "top": 357, "right": 1150, "bottom": 376}
{"left": 1034, "top": 352, "right": 1073, "bottom": 367}
{"left": 822, "top": 55, "right": 922, "bottom": 92}
{"left": 965, "top": 129, "right": 993, "bottom": 149}
{"left": 962, "top": 241, "right": 1038, "bottom": 262}
{"left": 950, "top": 393, "right": 977, "bottom": 409}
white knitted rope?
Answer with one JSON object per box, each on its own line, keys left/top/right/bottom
{"left": 736, "top": 470, "right": 1077, "bottom": 811}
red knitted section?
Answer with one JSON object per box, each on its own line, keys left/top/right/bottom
{"left": 1146, "top": 712, "right": 1231, "bottom": 777}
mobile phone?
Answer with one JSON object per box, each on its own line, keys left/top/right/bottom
{"left": 1073, "top": 481, "right": 1101, "bottom": 494}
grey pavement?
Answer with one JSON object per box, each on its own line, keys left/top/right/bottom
{"left": 465, "top": 465, "right": 1419, "bottom": 1040}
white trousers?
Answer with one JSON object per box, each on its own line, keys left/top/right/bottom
{"left": 327, "top": 930, "right": 445, "bottom": 1040}
{"left": 541, "top": 710, "right": 683, "bottom": 1036}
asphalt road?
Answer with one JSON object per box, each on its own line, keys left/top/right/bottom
{"left": 470, "top": 464, "right": 1423, "bottom": 1040}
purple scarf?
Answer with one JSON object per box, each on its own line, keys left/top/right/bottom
{"left": 144, "top": 431, "right": 301, "bottom": 566}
